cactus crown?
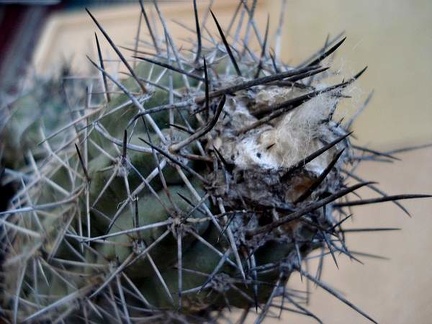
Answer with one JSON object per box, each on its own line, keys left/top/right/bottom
{"left": 0, "top": 1, "right": 429, "bottom": 323}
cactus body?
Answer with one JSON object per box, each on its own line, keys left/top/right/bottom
{"left": 0, "top": 1, "right": 429, "bottom": 323}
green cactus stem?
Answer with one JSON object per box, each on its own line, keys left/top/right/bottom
{"left": 0, "top": 1, "right": 430, "bottom": 323}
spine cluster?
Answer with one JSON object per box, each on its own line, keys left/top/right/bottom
{"left": 0, "top": 1, "right": 428, "bottom": 323}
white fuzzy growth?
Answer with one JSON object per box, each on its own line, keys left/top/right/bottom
{"left": 271, "top": 92, "right": 340, "bottom": 174}
{"left": 235, "top": 134, "right": 278, "bottom": 169}
{"left": 255, "top": 86, "right": 297, "bottom": 107}
{"left": 221, "top": 89, "right": 341, "bottom": 175}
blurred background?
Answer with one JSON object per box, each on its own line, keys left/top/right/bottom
{"left": 1, "top": 1, "right": 431, "bottom": 323}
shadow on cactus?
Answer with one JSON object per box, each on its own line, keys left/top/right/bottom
{"left": 0, "top": 1, "right": 430, "bottom": 323}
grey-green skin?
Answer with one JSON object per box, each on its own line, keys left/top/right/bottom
{"left": 0, "top": 19, "right": 351, "bottom": 324}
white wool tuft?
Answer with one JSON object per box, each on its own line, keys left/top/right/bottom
{"left": 231, "top": 92, "right": 340, "bottom": 174}
{"left": 271, "top": 92, "right": 340, "bottom": 174}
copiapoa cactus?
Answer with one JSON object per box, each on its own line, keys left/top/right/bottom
{"left": 0, "top": 1, "right": 430, "bottom": 323}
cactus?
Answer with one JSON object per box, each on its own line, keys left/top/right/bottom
{"left": 0, "top": 1, "right": 429, "bottom": 323}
